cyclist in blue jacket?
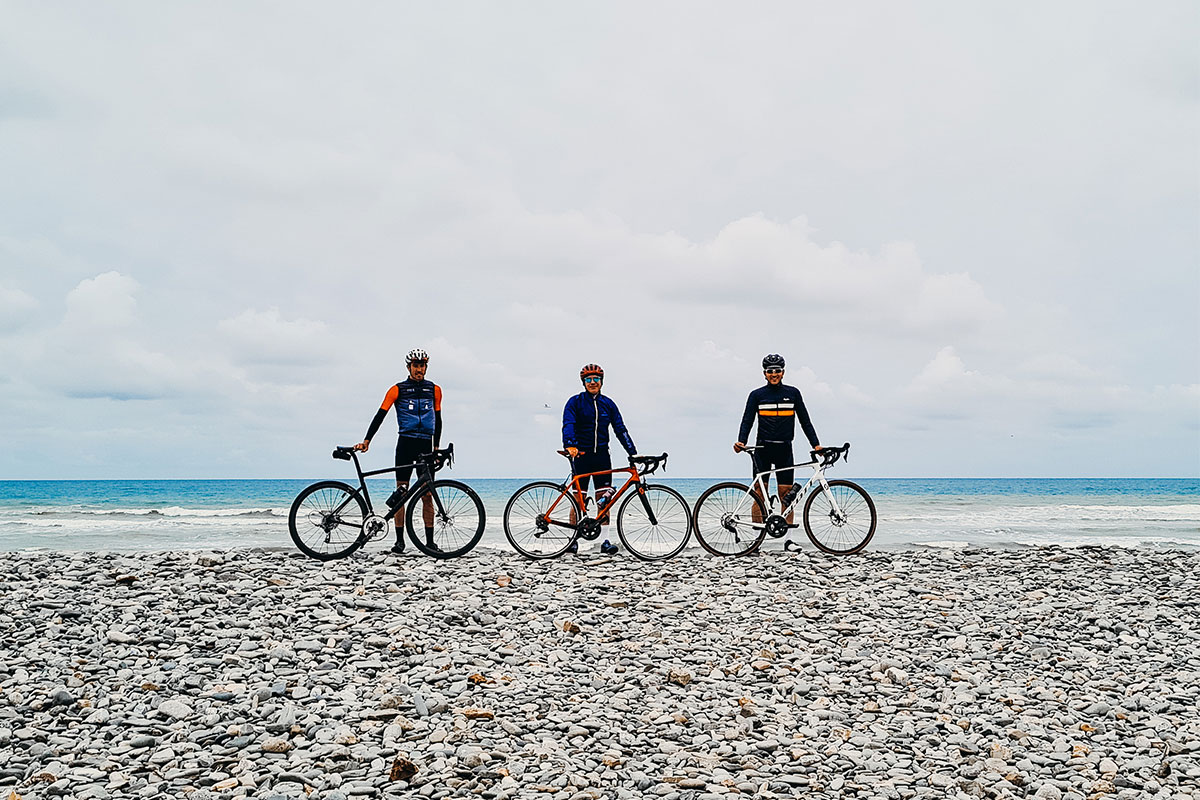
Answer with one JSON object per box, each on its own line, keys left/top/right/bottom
{"left": 563, "top": 363, "right": 636, "bottom": 552}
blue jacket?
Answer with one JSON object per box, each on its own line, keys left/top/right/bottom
{"left": 562, "top": 392, "right": 636, "bottom": 455}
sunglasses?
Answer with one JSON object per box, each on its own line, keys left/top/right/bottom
{"left": 764, "top": 368, "right": 783, "bottom": 375}
{"left": 410, "top": 361, "right": 428, "bottom": 367}
{"left": 583, "top": 377, "right": 602, "bottom": 384}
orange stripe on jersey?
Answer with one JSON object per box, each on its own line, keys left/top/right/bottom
{"left": 758, "top": 409, "right": 795, "bottom": 416}
{"left": 379, "top": 384, "right": 400, "bottom": 412}
{"left": 434, "top": 384, "right": 442, "bottom": 412}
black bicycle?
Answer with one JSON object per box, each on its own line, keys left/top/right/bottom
{"left": 288, "top": 444, "right": 485, "bottom": 561}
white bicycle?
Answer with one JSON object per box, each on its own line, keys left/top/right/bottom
{"left": 691, "top": 443, "right": 877, "bottom": 556}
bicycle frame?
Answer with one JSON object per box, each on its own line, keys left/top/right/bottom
{"left": 541, "top": 463, "right": 647, "bottom": 531}
{"left": 336, "top": 448, "right": 446, "bottom": 520}
{"left": 740, "top": 452, "right": 840, "bottom": 526}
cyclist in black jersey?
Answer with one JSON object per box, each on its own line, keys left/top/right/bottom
{"left": 735, "top": 354, "right": 821, "bottom": 523}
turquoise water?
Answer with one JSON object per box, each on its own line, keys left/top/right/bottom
{"left": 1, "top": 476, "right": 1196, "bottom": 553}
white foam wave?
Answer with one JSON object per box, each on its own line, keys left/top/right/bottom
{"left": 10, "top": 506, "right": 284, "bottom": 518}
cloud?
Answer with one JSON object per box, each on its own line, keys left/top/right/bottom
{"left": 63, "top": 271, "right": 139, "bottom": 330}
{"left": 0, "top": 284, "right": 37, "bottom": 332}
{"left": 26, "top": 272, "right": 194, "bottom": 401}
{"left": 217, "top": 307, "right": 337, "bottom": 366}
{"left": 0, "top": 4, "right": 1194, "bottom": 477}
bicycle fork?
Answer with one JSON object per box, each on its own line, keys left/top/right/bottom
{"left": 813, "top": 474, "right": 849, "bottom": 525}
{"left": 635, "top": 484, "right": 659, "bottom": 526}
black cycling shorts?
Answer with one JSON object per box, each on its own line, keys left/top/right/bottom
{"left": 752, "top": 442, "right": 795, "bottom": 486}
{"left": 394, "top": 436, "right": 434, "bottom": 483}
{"left": 572, "top": 450, "right": 613, "bottom": 493}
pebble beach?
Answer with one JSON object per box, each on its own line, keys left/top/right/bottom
{"left": 2, "top": 546, "right": 1198, "bottom": 800}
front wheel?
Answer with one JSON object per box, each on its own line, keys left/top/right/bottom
{"left": 616, "top": 484, "right": 691, "bottom": 561}
{"left": 503, "top": 482, "right": 581, "bottom": 559}
{"left": 405, "top": 480, "right": 486, "bottom": 558}
{"left": 803, "top": 479, "right": 877, "bottom": 555}
{"left": 288, "top": 480, "right": 367, "bottom": 561}
{"left": 692, "top": 482, "right": 767, "bottom": 556}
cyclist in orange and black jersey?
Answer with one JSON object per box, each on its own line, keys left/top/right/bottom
{"left": 355, "top": 348, "right": 442, "bottom": 554}
{"left": 734, "top": 353, "right": 821, "bottom": 521}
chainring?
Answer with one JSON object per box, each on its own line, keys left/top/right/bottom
{"left": 578, "top": 518, "right": 603, "bottom": 540}
{"left": 362, "top": 514, "right": 390, "bottom": 542}
{"left": 764, "top": 515, "right": 791, "bottom": 539}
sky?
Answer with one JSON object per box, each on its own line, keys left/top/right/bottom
{"left": 1, "top": 2, "right": 1197, "bottom": 479}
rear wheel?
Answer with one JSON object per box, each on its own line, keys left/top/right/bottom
{"left": 616, "top": 485, "right": 691, "bottom": 561}
{"left": 803, "top": 480, "right": 877, "bottom": 555}
{"left": 405, "top": 480, "right": 486, "bottom": 558}
{"left": 692, "top": 482, "right": 767, "bottom": 556}
{"left": 288, "top": 481, "right": 367, "bottom": 561}
{"left": 503, "top": 482, "right": 581, "bottom": 559}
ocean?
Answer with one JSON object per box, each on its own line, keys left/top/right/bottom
{"left": 1, "top": 477, "right": 1196, "bottom": 553}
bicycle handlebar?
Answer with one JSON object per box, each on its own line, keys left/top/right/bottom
{"left": 629, "top": 452, "right": 668, "bottom": 475}
{"left": 418, "top": 443, "right": 455, "bottom": 471}
{"left": 556, "top": 449, "right": 669, "bottom": 475}
{"left": 332, "top": 443, "right": 455, "bottom": 471}
{"left": 740, "top": 442, "right": 851, "bottom": 468}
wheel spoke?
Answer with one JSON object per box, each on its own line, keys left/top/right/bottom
{"left": 693, "top": 483, "right": 765, "bottom": 556}
{"left": 408, "top": 482, "right": 485, "bottom": 558}
{"left": 618, "top": 486, "right": 690, "bottom": 560}
{"left": 803, "top": 481, "right": 876, "bottom": 555}
{"left": 504, "top": 483, "right": 578, "bottom": 558}
{"left": 289, "top": 482, "right": 366, "bottom": 561}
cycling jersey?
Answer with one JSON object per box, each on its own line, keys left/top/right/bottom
{"left": 738, "top": 383, "right": 819, "bottom": 448}
{"left": 364, "top": 379, "right": 443, "bottom": 446}
{"left": 562, "top": 392, "right": 636, "bottom": 456}
{"left": 389, "top": 379, "right": 441, "bottom": 438}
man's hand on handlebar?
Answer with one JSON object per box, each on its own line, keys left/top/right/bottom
{"left": 354, "top": 441, "right": 370, "bottom": 453}
{"left": 565, "top": 446, "right": 580, "bottom": 458}
{"left": 733, "top": 441, "right": 746, "bottom": 453}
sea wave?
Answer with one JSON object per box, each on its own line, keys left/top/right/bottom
{"left": 17, "top": 506, "right": 285, "bottom": 519}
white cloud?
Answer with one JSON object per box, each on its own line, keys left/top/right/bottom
{"left": 217, "top": 307, "right": 336, "bottom": 366}
{"left": 63, "top": 271, "right": 139, "bottom": 330}
{"left": 0, "top": 3, "right": 1195, "bottom": 478}
{"left": 0, "top": 284, "right": 37, "bottom": 332}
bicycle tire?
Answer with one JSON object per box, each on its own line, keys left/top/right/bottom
{"left": 616, "top": 484, "right": 691, "bottom": 561}
{"left": 691, "top": 481, "right": 767, "bottom": 556}
{"left": 288, "top": 480, "right": 368, "bottom": 561}
{"left": 405, "top": 480, "right": 486, "bottom": 559}
{"left": 803, "top": 479, "right": 877, "bottom": 555}
{"left": 503, "top": 481, "right": 581, "bottom": 559}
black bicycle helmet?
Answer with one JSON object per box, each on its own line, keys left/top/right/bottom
{"left": 762, "top": 353, "right": 786, "bottom": 370}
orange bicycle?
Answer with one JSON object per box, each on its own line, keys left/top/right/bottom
{"left": 502, "top": 452, "right": 691, "bottom": 560}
